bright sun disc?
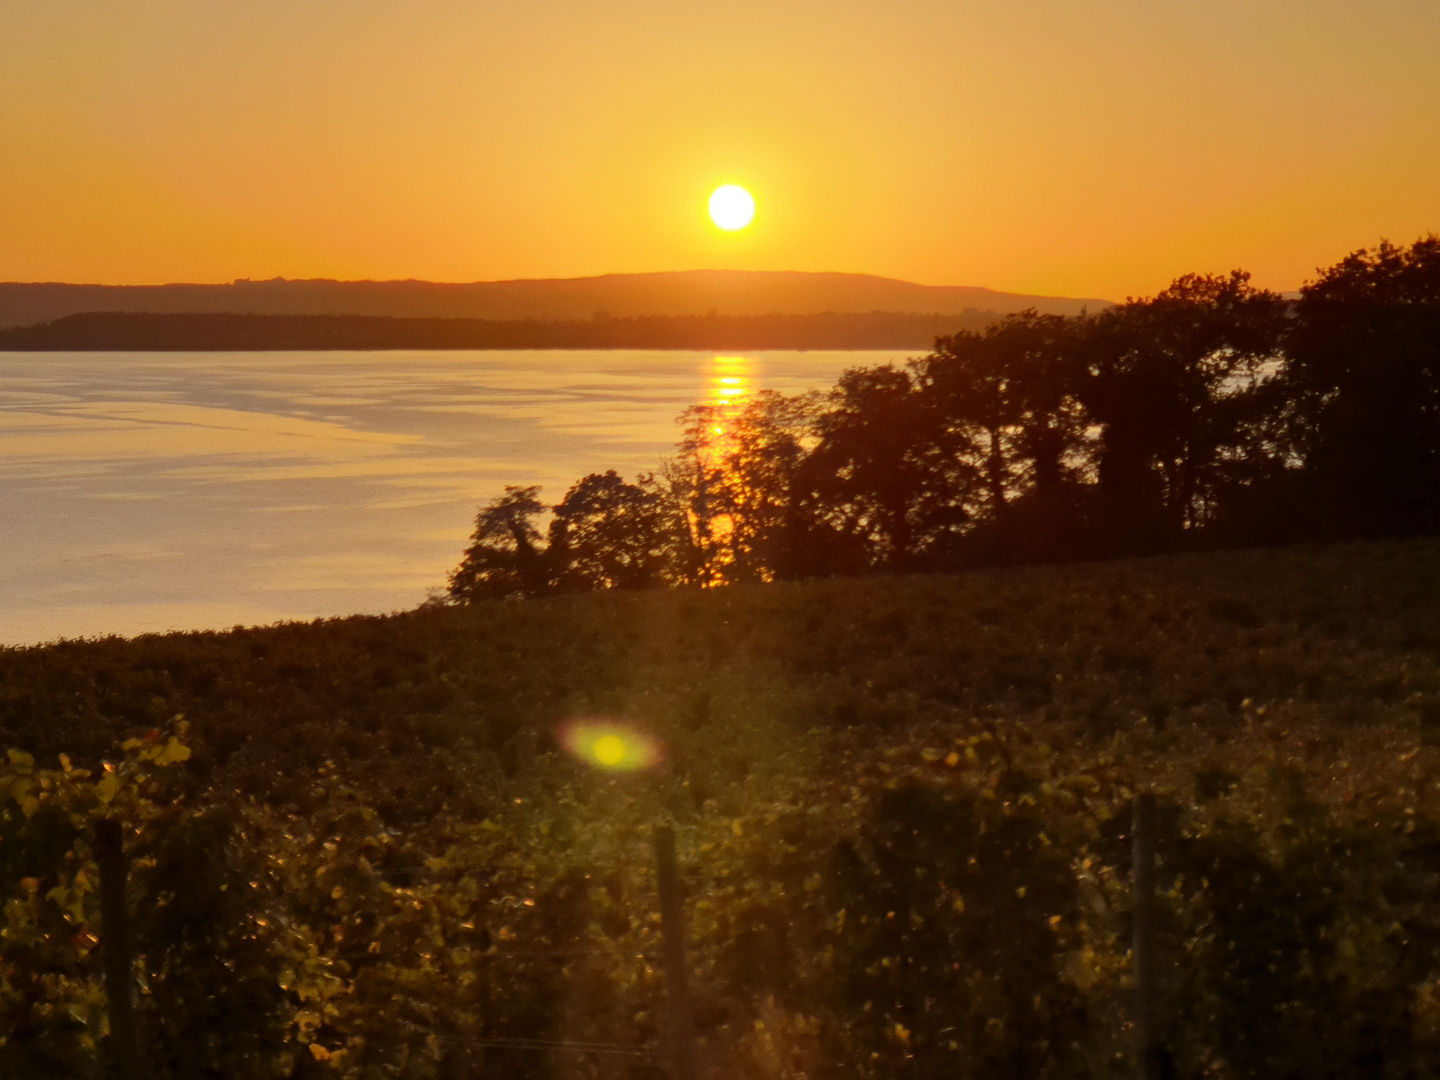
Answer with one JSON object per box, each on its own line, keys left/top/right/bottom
{"left": 709, "top": 185, "right": 755, "bottom": 231}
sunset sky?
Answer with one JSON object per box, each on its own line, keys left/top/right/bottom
{"left": 3, "top": 0, "right": 1437, "bottom": 300}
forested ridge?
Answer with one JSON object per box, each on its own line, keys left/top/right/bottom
{"left": 0, "top": 271, "right": 1102, "bottom": 329}
{"left": 0, "top": 310, "right": 1000, "bottom": 352}
{"left": 448, "top": 238, "right": 1440, "bottom": 601}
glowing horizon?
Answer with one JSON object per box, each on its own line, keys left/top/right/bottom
{"left": 2, "top": 1, "right": 1437, "bottom": 299}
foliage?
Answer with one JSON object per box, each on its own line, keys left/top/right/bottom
{"left": 1076, "top": 271, "right": 1288, "bottom": 548}
{"left": 449, "top": 485, "right": 550, "bottom": 600}
{"left": 549, "top": 471, "right": 674, "bottom": 591}
{"left": 1283, "top": 236, "right": 1440, "bottom": 539}
{"left": 5, "top": 539, "right": 1440, "bottom": 1075}
{"left": 446, "top": 237, "right": 1440, "bottom": 596}
{"left": 0, "top": 724, "right": 221, "bottom": 1078}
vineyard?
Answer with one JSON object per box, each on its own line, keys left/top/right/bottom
{"left": 3, "top": 537, "right": 1440, "bottom": 1078}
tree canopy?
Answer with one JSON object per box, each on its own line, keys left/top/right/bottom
{"left": 450, "top": 237, "right": 1440, "bottom": 600}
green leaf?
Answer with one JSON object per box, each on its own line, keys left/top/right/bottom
{"left": 95, "top": 773, "right": 121, "bottom": 804}
{"left": 155, "top": 738, "right": 192, "bottom": 766}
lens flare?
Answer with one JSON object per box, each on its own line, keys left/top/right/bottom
{"left": 559, "top": 720, "right": 662, "bottom": 772}
{"left": 593, "top": 734, "right": 626, "bottom": 766}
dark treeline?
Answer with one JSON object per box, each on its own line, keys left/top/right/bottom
{"left": 450, "top": 237, "right": 1440, "bottom": 600}
{"left": 0, "top": 308, "right": 1001, "bottom": 351}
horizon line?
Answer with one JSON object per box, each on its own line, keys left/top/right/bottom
{"left": 0, "top": 268, "right": 1117, "bottom": 304}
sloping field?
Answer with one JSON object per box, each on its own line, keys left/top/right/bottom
{"left": 3, "top": 539, "right": 1439, "bottom": 1077}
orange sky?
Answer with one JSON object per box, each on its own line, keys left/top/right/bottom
{"left": 2, "top": 0, "right": 1437, "bottom": 300}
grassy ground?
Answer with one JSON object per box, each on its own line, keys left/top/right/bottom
{"left": 3, "top": 538, "right": 1437, "bottom": 814}
{"left": 4, "top": 538, "right": 1440, "bottom": 1078}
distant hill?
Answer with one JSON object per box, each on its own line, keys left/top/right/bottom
{"left": 0, "top": 270, "right": 1111, "bottom": 328}
{"left": 0, "top": 309, "right": 1006, "bottom": 352}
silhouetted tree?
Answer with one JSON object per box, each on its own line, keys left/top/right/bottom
{"left": 547, "top": 471, "right": 673, "bottom": 591}
{"left": 915, "top": 311, "right": 1092, "bottom": 561}
{"left": 1077, "top": 272, "right": 1286, "bottom": 551}
{"left": 669, "top": 392, "right": 831, "bottom": 582}
{"left": 444, "top": 237, "right": 1440, "bottom": 599}
{"left": 448, "top": 485, "right": 550, "bottom": 600}
{"left": 1285, "top": 236, "right": 1440, "bottom": 538}
{"left": 913, "top": 326, "right": 1019, "bottom": 519}
{"left": 659, "top": 406, "right": 734, "bottom": 587}
{"left": 803, "top": 365, "right": 971, "bottom": 572}
{"left": 725, "top": 392, "right": 816, "bottom": 579}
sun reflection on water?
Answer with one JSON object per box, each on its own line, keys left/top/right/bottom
{"left": 685, "top": 356, "right": 761, "bottom": 585}
{"left": 2, "top": 348, "right": 879, "bottom": 643}
{"left": 707, "top": 355, "right": 754, "bottom": 441}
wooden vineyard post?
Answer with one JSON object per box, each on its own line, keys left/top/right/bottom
{"left": 95, "top": 818, "right": 139, "bottom": 1080}
{"left": 1131, "top": 793, "right": 1159, "bottom": 1080}
{"left": 654, "top": 825, "right": 695, "bottom": 1080}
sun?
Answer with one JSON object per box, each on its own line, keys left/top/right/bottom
{"left": 709, "top": 185, "right": 755, "bottom": 231}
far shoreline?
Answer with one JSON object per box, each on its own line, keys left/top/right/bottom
{"left": 0, "top": 309, "right": 1004, "bottom": 352}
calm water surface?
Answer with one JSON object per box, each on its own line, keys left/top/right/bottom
{"left": 0, "top": 349, "right": 905, "bottom": 645}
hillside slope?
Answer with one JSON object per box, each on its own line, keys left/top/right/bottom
{"left": 0, "top": 269, "right": 1112, "bottom": 328}
{"left": 2, "top": 539, "right": 1439, "bottom": 1078}
{"left": 3, "top": 539, "right": 1435, "bottom": 801}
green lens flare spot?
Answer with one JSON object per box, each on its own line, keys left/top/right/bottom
{"left": 560, "top": 721, "right": 662, "bottom": 772}
{"left": 593, "top": 734, "right": 626, "bottom": 766}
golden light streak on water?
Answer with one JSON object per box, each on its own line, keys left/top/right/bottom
{"left": 0, "top": 349, "right": 896, "bottom": 643}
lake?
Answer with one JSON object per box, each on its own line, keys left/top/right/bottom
{"left": 0, "top": 349, "right": 909, "bottom": 646}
